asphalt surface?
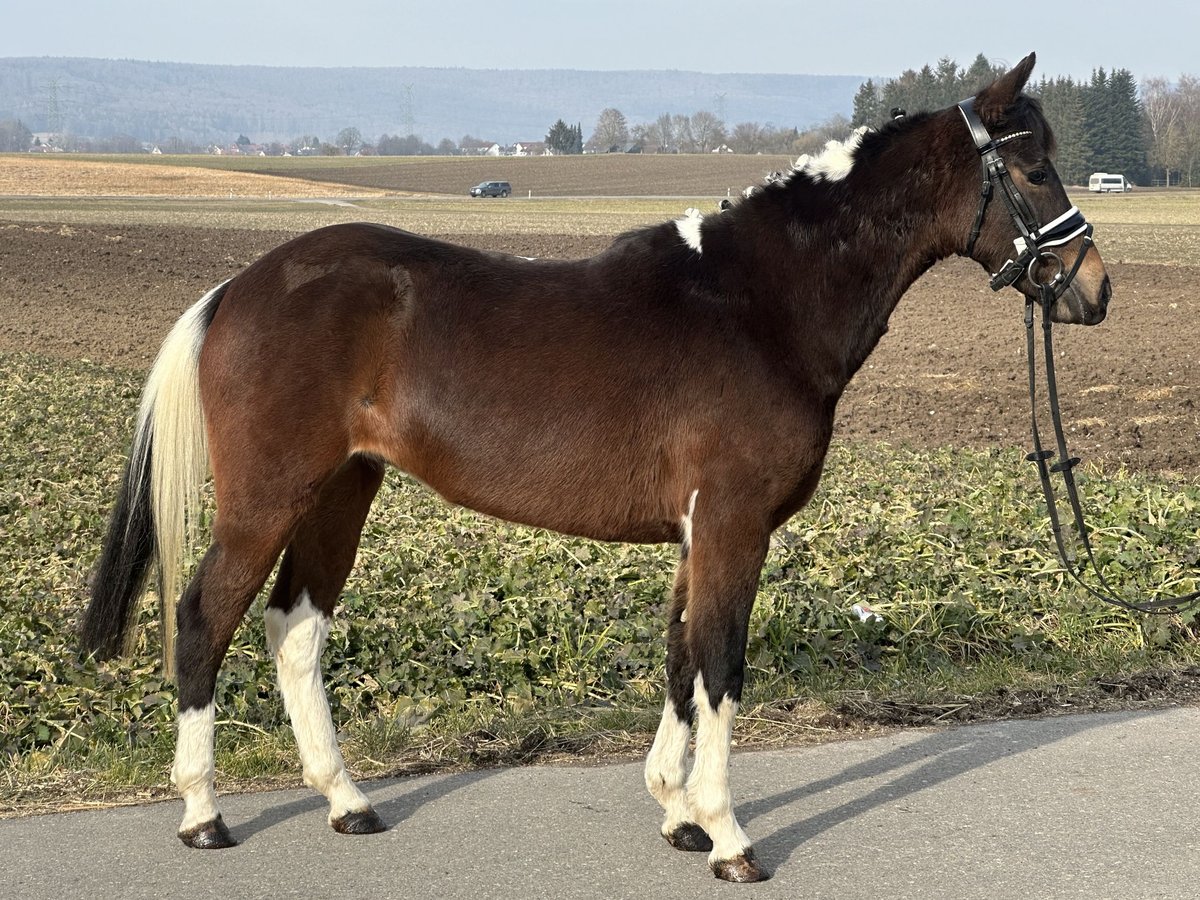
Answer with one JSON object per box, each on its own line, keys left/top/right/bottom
{"left": 4, "top": 706, "right": 1199, "bottom": 900}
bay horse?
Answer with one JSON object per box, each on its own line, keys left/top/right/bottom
{"left": 82, "top": 53, "right": 1109, "bottom": 882}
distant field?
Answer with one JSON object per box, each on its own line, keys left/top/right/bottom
{"left": 3, "top": 152, "right": 799, "bottom": 198}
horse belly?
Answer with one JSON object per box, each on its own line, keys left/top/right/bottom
{"left": 394, "top": 427, "right": 678, "bottom": 544}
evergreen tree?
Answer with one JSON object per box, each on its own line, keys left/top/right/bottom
{"left": 852, "top": 79, "right": 882, "bottom": 127}
{"left": 1035, "top": 76, "right": 1088, "bottom": 186}
{"left": 1106, "top": 69, "right": 1147, "bottom": 182}
{"left": 962, "top": 54, "right": 1002, "bottom": 94}
{"left": 546, "top": 119, "right": 575, "bottom": 154}
{"left": 934, "top": 57, "right": 960, "bottom": 108}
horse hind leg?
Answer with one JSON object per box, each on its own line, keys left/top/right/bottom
{"left": 264, "top": 454, "right": 386, "bottom": 835}
{"left": 173, "top": 531, "right": 293, "bottom": 848}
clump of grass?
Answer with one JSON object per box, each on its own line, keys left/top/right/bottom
{"left": 2, "top": 350, "right": 1199, "bottom": 813}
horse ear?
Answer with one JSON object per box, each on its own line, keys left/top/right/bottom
{"left": 974, "top": 52, "right": 1037, "bottom": 125}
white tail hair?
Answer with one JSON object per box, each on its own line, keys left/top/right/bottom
{"left": 127, "top": 281, "right": 227, "bottom": 677}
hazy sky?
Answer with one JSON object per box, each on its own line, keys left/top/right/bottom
{"left": 1, "top": 0, "right": 1196, "bottom": 81}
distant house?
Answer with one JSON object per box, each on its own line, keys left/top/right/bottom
{"left": 513, "top": 141, "right": 548, "bottom": 157}
{"left": 459, "top": 138, "right": 501, "bottom": 156}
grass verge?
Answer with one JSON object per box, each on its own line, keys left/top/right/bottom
{"left": 2, "top": 351, "right": 1199, "bottom": 816}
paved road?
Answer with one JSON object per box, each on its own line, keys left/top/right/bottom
{"left": 5, "top": 706, "right": 1199, "bottom": 899}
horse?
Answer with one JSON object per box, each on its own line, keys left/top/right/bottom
{"left": 81, "top": 53, "right": 1109, "bottom": 882}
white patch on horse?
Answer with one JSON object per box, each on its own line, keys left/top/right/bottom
{"left": 675, "top": 214, "right": 704, "bottom": 254}
{"left": 793, "top": 126, "right": 870, "bottom": 182}
{"left": 679, "top": 488, "right": 699, "bottom": 622}
{"left": 266, "top": 591, "right": 371, "bottom": 822}
{"left": 172, "top": 703, "right": 219, "bottom": 831}
{"left": 688, "top": 673, "right": 752, "bottom": 865}
{"left": 645, "top": 699, "right": 695, "bottom": 835}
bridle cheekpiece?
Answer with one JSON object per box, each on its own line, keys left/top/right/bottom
{"left": 957, "top": 98, "right": 1092, "bottom": 298}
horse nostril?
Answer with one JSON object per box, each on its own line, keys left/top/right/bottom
{"left": 1099, "top": 276, "right": 1112, "bottom": 310}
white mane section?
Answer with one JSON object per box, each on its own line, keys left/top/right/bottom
{"left": 675, "top": 209, "right": 704, "bottom": 254}
{"left": 792, "top": 126, "right": 871, "bottom": 183}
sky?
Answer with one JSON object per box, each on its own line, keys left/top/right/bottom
{"left": 0, "top": 0, "right": 1196, "bottom": 82}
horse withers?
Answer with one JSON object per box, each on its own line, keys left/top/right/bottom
{"left": 82, "top": 53, "right": 1108, "bottom": 882}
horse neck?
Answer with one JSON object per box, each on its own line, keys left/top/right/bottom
{"left": 733, "top": 112, "right": 973, "bottom": 392}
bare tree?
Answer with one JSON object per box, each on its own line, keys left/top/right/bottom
{"left": 730, "top": 121, "right": 767, "bottom": 154}
{"left": 1143, "top": 77, "right": 1183, "bottom": 185}
{"left": 590, "top": 108, "right": 629, "bottom": 151}
{"left": 655, "top": 113, "right": 675, "bottom": 151}
{"left": 337, "top": 127, "right": 363, "bottom": 155}
{"left": 672, "top": 114, "right": 695, "bottom": 153}
{"left": 690, "top": 110, "right": 725, "bottom": 153}
{"left": 630, "top": 121, "right": 661, "bottom": 150}
{"left": 1179, "top": 75, "right": 1200, "bottom": 186}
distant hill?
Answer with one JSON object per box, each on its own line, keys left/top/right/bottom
{"left": 0, "top": 57, "right": 865, "bottom": 146}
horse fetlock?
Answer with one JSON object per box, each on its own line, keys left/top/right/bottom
{"left": 644, "top": 765, "right": 683, "bottom": 804}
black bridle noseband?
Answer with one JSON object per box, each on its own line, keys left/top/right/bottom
{"left": 958, "top": 98, "right": 1200, "bottom": 615}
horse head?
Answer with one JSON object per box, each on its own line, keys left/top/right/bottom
{"left": 961, "top": 53, "right": 1110, "bottom": 325}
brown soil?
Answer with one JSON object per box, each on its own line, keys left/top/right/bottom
{"left": 2, "top": 219, "right": 1198, "bottom": 475}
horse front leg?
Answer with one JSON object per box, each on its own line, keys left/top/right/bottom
{"left": 644, "top": 562, "right": 712, "bottom": 852}
{"left": 648, "top": 490, "right": 770, "bottom": 882}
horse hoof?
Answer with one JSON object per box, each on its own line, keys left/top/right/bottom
{"left": 331, "top": 808, "right": 388, "bottom": 835}
{"left": 664, "top": 821, "right": 713, "bottom": 852}
{"left": 178, "top": 815, "right": 237, "bottom": 849}
{"left": 711, "top": 849, "right": 769, "bottom": 883}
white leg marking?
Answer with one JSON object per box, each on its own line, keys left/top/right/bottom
{"left": 172, "top": 703, "right": 219, "bottom": 831}
{"left": 688, "top": 673, "right": 752, "bottom": 863}
{"left": 644, "top": 699, "right": 694, "bottom": 835}
{"left": 266, "top": 591, "right": 370, "bottom": 822}
{"left": 679, "top": 488, "right": 699, "bottom": 623}
{"left": 674, "top": 214, "right": 704, "bottom": 254}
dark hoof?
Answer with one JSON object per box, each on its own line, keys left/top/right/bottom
{"left": 179, "top": 815, "right": 237, "bottom": 849}
{"left": 711, "top": 849, "right": 769, "bottom": 883}
{"left": 665, "top": 821, "right": 713, "bottom": 852}
{"left": 332, "top": 808, "right": 388, "bottom": 835}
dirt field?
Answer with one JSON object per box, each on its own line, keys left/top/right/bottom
{"left": 2, "top": 215, "right": 1197, "bottom": 477}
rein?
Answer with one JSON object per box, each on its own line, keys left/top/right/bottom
{"left": 958, "top": 98, "right": 1200, "bottom": 615}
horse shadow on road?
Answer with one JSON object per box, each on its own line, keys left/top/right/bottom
{"left": 229, "top": 768, "right": 498, "bottom": 845}
{"left": 738, "top": 706, "right": 1168, "bottom": 873}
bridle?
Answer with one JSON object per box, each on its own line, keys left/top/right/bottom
{"left": 958, "top": 98, "right": 1200, "bottom": 615}
{"left": 958, "top": 99, "right": 1093, "bottom": 297}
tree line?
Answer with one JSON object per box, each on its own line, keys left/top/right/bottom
{"left": 560, "top": 108, "right": 853, "bottom": 156}
{"left": 853, "top": 53, "right": 1200, "bottom": 187}
{"left": 6, "top": 55, "right": 1199, "bottom": 183}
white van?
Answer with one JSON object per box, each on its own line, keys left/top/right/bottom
{"left": 1088, "top": 173, "right": 1132, "bottom": 193}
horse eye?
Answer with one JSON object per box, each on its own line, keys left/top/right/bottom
{"left": 1028, "top": 170, "right": 1048, "bottom": 185}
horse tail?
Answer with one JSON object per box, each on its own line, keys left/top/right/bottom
{"left": 82, "top": 280, "right": 230, "bottom": 678}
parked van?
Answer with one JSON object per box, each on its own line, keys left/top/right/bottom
{"left": 1088, "top": 173, "right": 1132, "bottom": 193}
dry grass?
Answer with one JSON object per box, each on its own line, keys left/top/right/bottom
{"left": 0, "top": 155, "right": 386, "bottom": 199}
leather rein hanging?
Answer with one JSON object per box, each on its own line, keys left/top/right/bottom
{"left": 958, "top": 98, "right": 1200, "bottom": 615}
